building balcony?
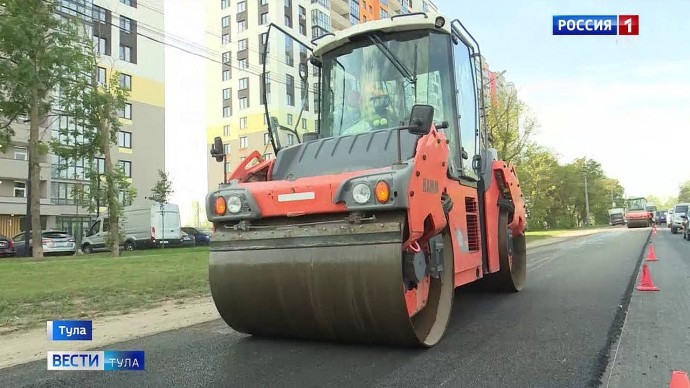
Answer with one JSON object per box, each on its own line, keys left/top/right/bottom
{"left": 330, "top": 10, "right": 351, "bottom": 31}
{"left": 0, "top": 157, "right": 51, "bottom": 181}
{"left": 0, "top": 195, "right": 83, "bottom": 217}
{"left": 330, "top": 0, "right": 349, "bottom": 17}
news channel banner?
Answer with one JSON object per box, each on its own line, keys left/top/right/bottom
{"left": 553, "top": 15, "right": 639, "bottom": 36}
{"left": 47, "top": 320, "right": 145, "bottom": 371}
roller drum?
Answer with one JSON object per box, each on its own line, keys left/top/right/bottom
{"left": 208, "top": 213, "right": 454, "bottom": 347}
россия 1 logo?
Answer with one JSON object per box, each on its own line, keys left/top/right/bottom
{"left": 553, "top": 15, "right": 639, "bottom": 35}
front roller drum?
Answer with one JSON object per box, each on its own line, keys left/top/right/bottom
{"left": 209, "top": 216, "right": 454, "bottom": 347}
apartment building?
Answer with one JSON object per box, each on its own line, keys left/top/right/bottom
{"left": 205, "top": 0, "right": 436, "bottom": 191}
{"left": 0, "top": 0, "right": 165, "bottom": 240}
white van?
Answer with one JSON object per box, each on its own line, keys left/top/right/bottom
{"left": 81, "top": 203, "right": 182, "bottom": 253}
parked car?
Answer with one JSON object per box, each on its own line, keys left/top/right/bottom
{"left": 181, "top": 227, "right": 211, "bottom": 246}
{"left": 181, "top": 231, "right": 196, "bottom": 247}
{"left": 12, "top": 230, "right": 77, "bottom": 256}
{"left": 0, "top": 234, "right": 16, "bottom": 257}
{"left": 670, "top": 203, "right": 689, "bottom": 234}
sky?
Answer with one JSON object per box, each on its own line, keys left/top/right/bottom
{"left": 164, "top": 0, "right": 690, "bottom": 225}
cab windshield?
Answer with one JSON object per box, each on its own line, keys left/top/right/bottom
{"left": 626, "top": 198, "right": 646, "bottom": 211}
{"left": 320, "top": 30, "right": 456, "bottom": 140}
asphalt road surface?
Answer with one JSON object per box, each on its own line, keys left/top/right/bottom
{"left": 1, "top": 227, "right": 651, "bottom": 388}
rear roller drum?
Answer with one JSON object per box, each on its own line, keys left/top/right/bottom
{"left": 491, "top": 209, "right": 527, "bottom": 292}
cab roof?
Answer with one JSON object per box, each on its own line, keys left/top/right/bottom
{"left": 312, "top": 12, "right": 453, "bottom": 57}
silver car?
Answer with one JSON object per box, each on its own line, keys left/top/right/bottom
{"left": 670, "top": 203, "right": 689, "bottom": 234}
{"left": 12, "top": 230, "right": 77, "bottom": 256}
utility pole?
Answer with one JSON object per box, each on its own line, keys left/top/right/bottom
{"left": 583, "top": 160, "right": 590, "bottom": 226}
{"left": 24, "top": 160, "right": 32, "bottom": 257}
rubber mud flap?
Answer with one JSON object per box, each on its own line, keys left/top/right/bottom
{"left": 209, "top": 238, "right": 454, "bottom": 347}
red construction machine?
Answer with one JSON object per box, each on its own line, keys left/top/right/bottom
{"left": 205, "top": 13, "right": 528, "bottom": 347}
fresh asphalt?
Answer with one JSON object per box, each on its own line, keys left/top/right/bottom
{"left": 603, "top": 225, "right": 690, "bottom": 387}
{"left": 0, "top": 227, "right": 652, "bottom": 388}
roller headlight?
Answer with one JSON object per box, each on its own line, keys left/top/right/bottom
{"left": 352, "top": 183, "right": 371, "bottom": 204}
{"left": 227, "top": 195, "right": 243, "bottom": 214}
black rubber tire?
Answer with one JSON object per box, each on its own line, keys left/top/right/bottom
{"left": 82, "top": 244, "right": 93, "bottom": 254}
{"left": 124, "top": 241, "right": 135, "bottom": 251}
{"left": 671, "top": 227, "right": 677, "bottom": 234}
{"left": 491, "top": 210, "right": 527, "bottom": 292}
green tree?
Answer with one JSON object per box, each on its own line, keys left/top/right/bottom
{"left": 678, "top": 181, "right": 690, "bottom": 202}
{"left": 0, "top": 0, "right": 91, "bottom": 258}
{"left": 149, "top": 170, "right": 174, "bottom": 205}
{"left": 485, "top": 81, "right": 539, "bottom": 164}
{"left": 51, "top": 24, "right": 135, "bottom": 257}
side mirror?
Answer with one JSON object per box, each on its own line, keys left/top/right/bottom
{"left": 210, "top": 136, "right": 224, "bottom": 162}
{"left": 408, "top": 104, "right": 434, "bottom": 136}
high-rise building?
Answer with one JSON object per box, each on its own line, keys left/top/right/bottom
{"left": 205, "top": 0, "right": 436, "bottom": 190}
{"left": 0, "top": 0, "right": 166, "bottom": 241}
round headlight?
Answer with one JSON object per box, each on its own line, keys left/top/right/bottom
{"left": 227, "top": 195, "right": 242, "bottom": 214}
{"left": 352, "top": 183, "right": 371, "bottom": 204}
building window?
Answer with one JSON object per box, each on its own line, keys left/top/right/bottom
{"left": 285, "top": 0, "right": 291, "bottom": 7}
{"left": 284, "top": 36, "right": 294, "bottom": 66}
{"left": 239, "top": 117, "right": 247, "bottom": 129}
{"left": 224, "top": 143, "right": 230, "bottom": 154}
{"left": 237, "top": 20, "right": 247, "bottom": 32}
{"left": 119, "top": 45, "right": 132, "bottom": 62}
{"left": 96, "top": 66, "right": 107, "bottom": 85}
{"left": 95, "top": 157, "right": 106, "bottom": 174}
{"left": 380, "top": 9, "right": 388, "bottom": 18}
{"left": 118, "top": 131, "right": 132, "bottom": 148}
{"left": 287, "top": 134, "right": 294, "bottom": 146}
{"left": 302, "top": 118, "right": 307, "bottom": 129}
{"left": 222, "top": 51, "right": 231, "bottom": 63}
{"left": 263, "top": 153, "right": 273, "bottom": 160}
{"left": 299, "top": 23, "right": 306, "bottom": 35}
{"left": 239, "top": 97, "right": 248, "bottom": 109}
{"left": 286, "top": 74, "right": 294, "bottom": 106}
{"left": 223, "top": 88, "right": 231, "bottom": 100}
{"left": 423, "top": 1, "right": 429, "bottom": 11}
{"left": 238, "top": 38, "right": 247, "bottom": 51}
{"left": 238, "top": 58, "right": 248, "bottom": 69}
{"left": 119, "top": 103, "right": 132, "bottom": 119}
{"left": 239, "top": 77, "right": 248, "bottom": 90}
{"left": 222, "top": 34, "right": 230, "bottom": 45}
{"left": 119, "top": 73, "right": 132, "bottom": 90}
{"left": 260, "top": 12, "right": 268, "bottom": 25}
{"left": 92, "top": 5, "right": 106, "bottom": 22}
{"left": 284, "top": 15, "right": 292, "bottom": 28}
{"left": 299, "top": 5, "right": 306, "bottom": 17}
{"left": 222, "top": 70, "right": 230, "bottom": 81}
{"left": 93, "top": 36, "right": 107, "bottom": 55}
{"left": 13, "top": 181, "right": 26, "bottom": 197}
{"left": 237, "top": 1, "right": 246, "bottom": 12}
{"left": 118, "top": 160, "right": 132, "bottom": 178}
{"left": 223, "top": 106, "right": 231, "bottom": 117}
{"left": 222, "top": 16, "right": 230, "bottom": 28}
{"left": 287, "top": 114, "right": 293, "bottom": 125}
{"left": 14, "top": 147, "right": 27, "bottom": 160}
{"left": 120, "top": 16, "right": 132, "bottom": 33}
{"left": 261, "top": 0, "right": 268, "bottom": 5}
{"left": 223, "top": 125, "right": 230, "bottom": 136}
{"left": 240, "top": 156, "right": 246, "bottom": 162}
{"left": 240, "top": 136, "right": 248, "bottom": 148}
{"left": 120, "top": 0, "right": 133, "bottom": 6}
{"left": 221, "top": 0, "right": 229, "bottom": 9}
{"left": 264, "top": 133, "right": 270, "bottom": 145}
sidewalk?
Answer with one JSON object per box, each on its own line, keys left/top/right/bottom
{"left": 603, "top": 228, "right": 690, "bottom": 387}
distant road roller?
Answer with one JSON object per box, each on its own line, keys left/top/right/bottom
{"left": 205, "top": 13, "right": 528, "bottom": 347}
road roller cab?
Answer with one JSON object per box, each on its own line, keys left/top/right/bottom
{"left": 205, "top": 13, "right": 528, "bottom": 347}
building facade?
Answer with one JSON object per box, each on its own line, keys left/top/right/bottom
{"left": 0, "top": 0, "right": 165, "bottom": 241}
{"left": 205, "top": 0, "right": 436, "bottom": 191}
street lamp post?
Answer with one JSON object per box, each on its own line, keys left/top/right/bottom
{"left": 583, "top": 165, "right": 590, "bottom": 227}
